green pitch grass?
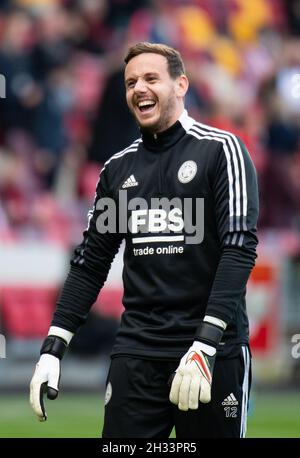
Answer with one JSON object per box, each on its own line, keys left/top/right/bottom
{"left": 0, "top": 391, "right": 299, "bottom": 438}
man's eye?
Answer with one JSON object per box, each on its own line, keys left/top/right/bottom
{"left": 127, "top": 82, "right": 135, "bottom": 89}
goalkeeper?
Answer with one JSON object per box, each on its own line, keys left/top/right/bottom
{"left": 30, "top": 42, "right": 258, "bottom": 438}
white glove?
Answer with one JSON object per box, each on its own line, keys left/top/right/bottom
{"left": 29, "top": 327, "right": 73, "bottom": 421}
{"left": 29, "top": 353, "right": 61, "bottom": 421}
{"left": 169, "top": 341, "right": 216, "bottom": 411}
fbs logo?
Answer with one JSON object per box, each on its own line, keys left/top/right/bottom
{"left": 131, "top": 208, "right": 184, "bottom": 234}
{"left": 222, "top": 393, "right": 238, "bottom": 406}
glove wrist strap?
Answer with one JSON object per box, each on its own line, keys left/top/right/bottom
{"left": 40, "top": 335, "right": 68, "bottom": 360}
{"left": 194, "top": 321, "right": 223, "bottom": 348}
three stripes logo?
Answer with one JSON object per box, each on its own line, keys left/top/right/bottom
{"left": 222, "top": 393, "right": 238, "bottom": 406}
{"left": 122, "top": 175, "right": 139, "bottom": 189}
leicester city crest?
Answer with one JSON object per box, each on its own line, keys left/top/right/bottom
{"left": 178, "top": 160, "right": 197, "bottom": 183}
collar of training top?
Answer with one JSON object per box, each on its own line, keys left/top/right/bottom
{"left": 141, "top": 110, "right": 190, "bottom": 152}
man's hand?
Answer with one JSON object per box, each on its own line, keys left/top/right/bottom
{"left": 169, "top": 341, "right": 216, "bottom": 411}
{"left": 169, "top": 318, "right": 225, "bottom": 411}
{"left": 29, "top": 353, "right": 61, "bottom": 421}
{"left": 29, "top": 331, "right": 71, "bottom": 421}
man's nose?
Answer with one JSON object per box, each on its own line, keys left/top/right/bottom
{"left": 134, "top": 79, "right": 147, "bottom": 92}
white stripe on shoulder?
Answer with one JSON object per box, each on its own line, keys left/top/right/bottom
{"left": 188, "top": 122, "right": 248, "bottom": 232}
{"left": 186, "top": 128, "right": 235, "bottom": 232}
{"left": 101, "top": 138, "right": 141, "bottom": 173}
{"left": 195, "top": 122, "right": 247, "bottom": 230}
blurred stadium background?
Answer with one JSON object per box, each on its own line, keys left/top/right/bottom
{"left": 0, "top": 0, "right": 300, "bottom": 438}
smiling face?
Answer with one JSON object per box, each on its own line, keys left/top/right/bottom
{"left": 125, "top": 53, "right": 188, "bottom": 133}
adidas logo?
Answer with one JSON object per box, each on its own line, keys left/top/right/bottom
{"left": 122, "top": 175, "right": 139, "bottom": 188}
{"left": 222, "top": 393, "right": 238, "bottom": 406}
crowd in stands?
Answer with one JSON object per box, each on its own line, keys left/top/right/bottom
{"left": 0, "top": 0, "right": 300, "bottom": 246}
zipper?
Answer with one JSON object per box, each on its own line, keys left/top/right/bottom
{"left": 157, "top": 153, "right": 163, "bottom": 197}
{"left": 153, "top": 132, "right": 163, "bottom": 197}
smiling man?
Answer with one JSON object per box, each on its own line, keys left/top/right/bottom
{"left": 30, "top": 43, "right": 259, "bottom": 438}
{"left": 124, "top": 46, "right": 188, "bottom": 132}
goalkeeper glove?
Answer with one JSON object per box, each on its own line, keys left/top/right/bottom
{"left": 169, "top": 319, "right": 225, "bottom": 411}
{"left": 30, "top": 327, "right": 73, "bottom": 421}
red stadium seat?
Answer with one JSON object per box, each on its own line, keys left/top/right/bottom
{"left": 1, "top": 286, "right": 57, "bottom": 338}
{"left": 94, "top": 288, "right": 124, "bottom": 320}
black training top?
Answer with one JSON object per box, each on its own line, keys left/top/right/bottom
{"left": 52, "top": 110, "right": 259, "bottom": 359}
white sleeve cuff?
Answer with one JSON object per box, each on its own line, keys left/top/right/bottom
{"left": 48, "top": 326, "right": 74, "bottom": 345}
{"left": 204, "top": 315, "right": 227, "bottom": 330}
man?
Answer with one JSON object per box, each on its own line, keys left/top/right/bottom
{"left": 30, "top": 42, "right": 259, "bottom": 438}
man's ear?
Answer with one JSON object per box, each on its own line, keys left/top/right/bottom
{"left": 176, "top": 74, "right": 189, "bottom": 98}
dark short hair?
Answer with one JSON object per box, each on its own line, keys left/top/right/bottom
{"left": 124, "top": 42, "right": 186, "bottom": 79}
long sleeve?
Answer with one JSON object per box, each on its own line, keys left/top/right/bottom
{"left": 51, "top": 168, "right": 123, "bottom": 333}
{"left": 205, "top": 136, "right": 259, "bottom": 324}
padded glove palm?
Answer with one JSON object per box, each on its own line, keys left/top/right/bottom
{"left": 169, "top": 341, "right": 216, "bottom": 410}
{"left": 169, "top": 319, "right": 224, "bottom": 411}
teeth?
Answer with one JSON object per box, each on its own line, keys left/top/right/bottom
{"left": 138, "top": 100, "right": 155, "bottom": 108}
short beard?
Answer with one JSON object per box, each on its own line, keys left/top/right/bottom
{"left": 132, "top": 95, "right": 177, "bottom": 134}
